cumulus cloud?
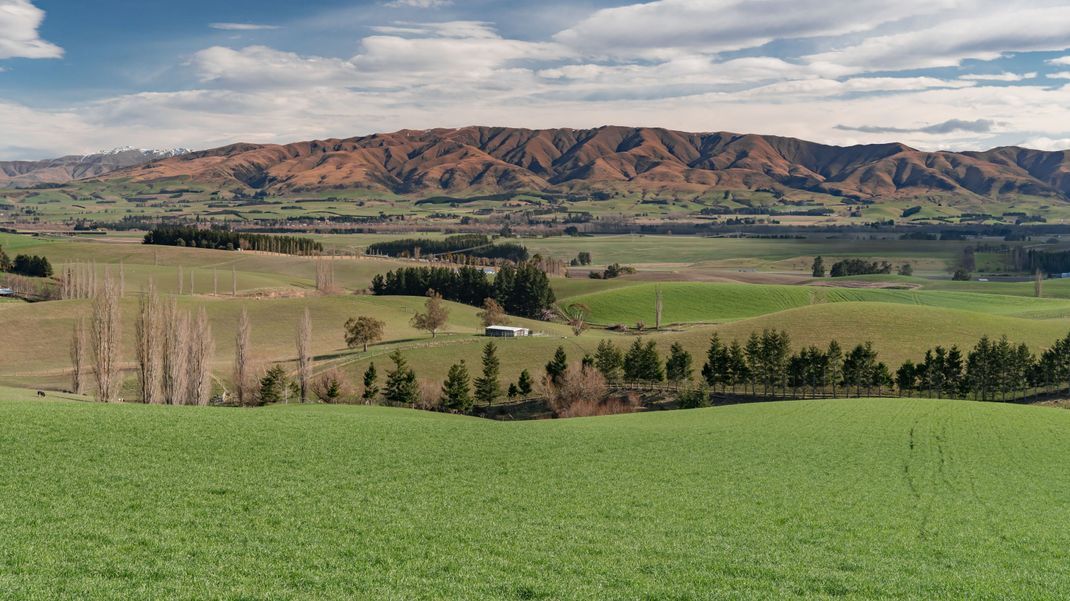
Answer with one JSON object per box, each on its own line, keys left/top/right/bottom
{"left": 836, "top": 119, "right": 996, "bottom": 135}
{"left": 0, "top": 0, "right": 62, "bottom": 59}
{"left": 8, "top": 0, "right": 1070, "bottom": 157}
{"left": 806, "top": 6, "right": 1070, "bottom": 72}
{"left": 1047, "top": 56, "right": 1070, "bottom": 66}
{"left": 209, "top": 22, "right": 280, "bottom": 31}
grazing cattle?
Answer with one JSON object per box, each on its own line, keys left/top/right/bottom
{"left": 36, "top": 391, "right": 46, "bottom": 397}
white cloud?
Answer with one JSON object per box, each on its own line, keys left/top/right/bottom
{"left": 1019, "top": 137, "right": 1070, "bottom": 151}
{"left": 384, "top": 0, "right": 452, "bottom": 7}
{"left": 8, "top": 0, "right": 1070, "bottom": 158}
{"left": 1049, "top": 71, "right": 1070, "bottom": 79}
{"left": 209, "top": 22, "right": 280, "bottom": 31}
{"left": 806, "top": 6, "right": 1070, "bottom": 72}
{"left": 554, "top": 0, "right": 954, "bottom": 58}
{"left": 0, "top": 0, "right": 62, "bottom": 59}
{"left": 192, "top": 22, "right": 567, "bottom": 92}
{"left": 191, "top": 46, "right": 358, "bottom": 88}
{"left": 1048, "top": 56, "right": 1070, "bottom": 66}
{"left": 959, "top": 72, "right": 1038, "bottom": 82}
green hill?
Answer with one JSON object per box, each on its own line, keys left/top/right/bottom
{"left": 3, "top": 394, "right": 1070, "bottom": 599}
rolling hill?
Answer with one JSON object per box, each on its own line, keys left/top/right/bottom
{"left": 96, "top": 126, "right": 1070, "bottom": 200}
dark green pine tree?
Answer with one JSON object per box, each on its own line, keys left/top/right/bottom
{"left": 361, "top": 362, "right": 379, "bottom": 402}
{"left": 546, "top": 346, "right": 568, "bottom": 385}
{"left": 474, "top": 341, "right": 502, "bottom": 405}
{"left": 594, "top": 339, "right": 623, "bottom": 381}
{"left": 383, "top": 350, "right": 418, "bottom": 404}
{"left": 516, "top": 369, "right": 534, "bottom": 396}
{"left": 441, "top": 360, "right": 473, "bottom": 412}
{"left": 665, "top": 342, "right": 693, "bottom": 383}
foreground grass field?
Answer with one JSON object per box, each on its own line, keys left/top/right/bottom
{"left": 2, "top": 395, "right": 1070, "bottom": 599}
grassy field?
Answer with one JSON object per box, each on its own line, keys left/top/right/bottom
{"left": 569, "top": 281, "right": 1070, "bottom": 325}
{"left": 2, "top": 395, "right": 1070, "bottom": 599}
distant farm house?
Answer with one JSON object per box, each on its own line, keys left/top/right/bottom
{"left": 485, "top": 325, "right": 530, "bottom": 337}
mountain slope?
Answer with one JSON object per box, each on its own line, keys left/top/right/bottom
{"left": 96, "top": 126, "right": 1070, "bottom": 199}
{"left": 0, "top": 147, "right": 190, "bottom": 188}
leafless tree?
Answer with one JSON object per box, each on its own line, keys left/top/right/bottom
{"left": 188, "top": 308, "right": 215, "bottom": 405}
{"left": 70, "top": 316, "right": 89, "bottom": 395}
{"left": 542, "top": 362, "right": 608, "bottom": 416}
{"left": 119, "top": 260, "right": 125, "bottom": 297}
{"left": 232, "top": 266, "right": 237, "bottom": 296}
{"left": 162, "top": 299, "right": 190, "bottom": 404}
{"left": 297, "top": 308, "right": 313, "bottom": 403}
{"left": 177, "top": 265, "right": 184, "bottom": 295}
{"left": 234, "top": 307, "right": 254, "bottom": 405}
{"left": 213, "top": 269, "right": 219, "bottom": 295}
{"left": 90, "top": 272, "right": 122, "bottom": 403}
{"left": 315, "top": 259, "right": 337, "bottom": 294}
{"left": 135, "top": 280, "right": 164, "bottom": 404}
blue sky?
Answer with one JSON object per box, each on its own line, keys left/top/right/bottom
{"left": 3, "top": 0, "right": 1070, "bottom": 158}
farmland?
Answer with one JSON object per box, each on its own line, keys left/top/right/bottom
{"left": 3, "top": 395, "right": 1070, "bottom": 599}
{"left": 4, "top": 231, "right": 1070, "bottom": 389}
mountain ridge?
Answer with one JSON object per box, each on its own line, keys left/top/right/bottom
{"left": 32, "top": 127, "right": 1070, "bottom": 199}
{"left": 0, "top": 147, "right": 191, "bottom": 188}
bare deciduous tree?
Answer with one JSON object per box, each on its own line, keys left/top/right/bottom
{"left": 70, "top": 316, "right": 89, "bottom": 395}
{"left": 135, "top": 280, "right": 164, "bottom": 404}
{"left": 297, "top": 308, "right": 312, "bottom": 403}
{"left": 315, "top": 259, "right": 337, "bottom": 294}
{"left": 188, "top": 308, "right": 215, "bottom": 405}
{"left": 163, "top": 300, "right": 190, "bottom": 404}
{"left": 234, "top": 307, "right": 254, "bottom": 405}
{"left": 542, "top": 362, "right": 608, "bottom": 417}
{"left": 90, "top": 273, "right": 122, "bottom": 403}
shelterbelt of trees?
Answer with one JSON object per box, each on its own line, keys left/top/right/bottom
{"left": 366, "top": 234, "right": 529, "bottom": 263}
{"left": 371, "top": 262, "right": 556, "bottom": 318}
{"left": 143, "top": 226, "right": 322, "bottom": 255}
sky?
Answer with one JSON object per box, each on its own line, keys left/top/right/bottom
{"left": 2, "top": 0, "right": 1070, "bottom": 159}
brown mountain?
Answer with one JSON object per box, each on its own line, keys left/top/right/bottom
{"left": 98, "top": 126, "right": 1070, "bottom": 200}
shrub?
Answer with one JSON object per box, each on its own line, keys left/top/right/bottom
{"left": 677, "top": 385, "right": 711, "bottom": 409}
{"left": 542, "top": 363, "right": 608, "bottom": 416}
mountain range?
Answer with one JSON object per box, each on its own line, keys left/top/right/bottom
{"left": 0, "top": 147, "right": 190, "bottom": 188}
{"left": 12, "top": 127, "right": 1070, "bottom": 200}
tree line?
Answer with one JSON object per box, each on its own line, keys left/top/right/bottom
{"left": 143, "top": 226, "right": 323, "bottom": 255}
{"left": 371, "top": 261, "right": 556, "bottom": 318}
{"left": 366, "top": 234, "right": 529, "bottom": 263}
{"left": 0, "top": 245, "right": 53, "bottom": 277}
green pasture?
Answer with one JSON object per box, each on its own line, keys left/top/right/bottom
{"left": 2, "top": 396, "right": 1070, "bottom": 599}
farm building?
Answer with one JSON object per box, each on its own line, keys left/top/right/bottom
{"left": 485, "top": 325, "right": 530, "bottom": 337}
